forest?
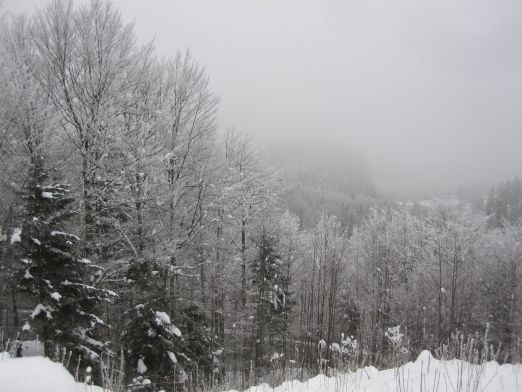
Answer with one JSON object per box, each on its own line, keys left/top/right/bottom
{"left": 0, "top": 1, "right": 521, "bottom": 391}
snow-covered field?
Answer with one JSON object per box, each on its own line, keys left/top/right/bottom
{"left": 0, "top": 351, "right": 520, "bottom": 392}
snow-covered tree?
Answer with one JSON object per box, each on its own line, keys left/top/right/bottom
{"left": 276, "top": 211, "right": 300, "bottom": 359}
{"left": 478, "top": 223, "right": 522, "bottom": 354}
{"left": 16, "top": 155, "right": 116, "bottom": 360}
{"left": 31, "top": 0, "right": 153, "bottom": 259}
{"left": 123, "top": 304, "right": 187, "bottom": 391}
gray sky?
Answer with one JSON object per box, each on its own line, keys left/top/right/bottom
{"left": 4, "top": 0, "right": 522, "bottom": 193}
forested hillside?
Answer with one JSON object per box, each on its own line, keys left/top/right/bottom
{"left": 0, "top": 2, "right": 521, "bottom": 392}
{"left": 268, "top": 141, "right": 380, "bottom": 230}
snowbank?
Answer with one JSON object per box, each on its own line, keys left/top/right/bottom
{"left": 229, "top": 351, "right": 522, "bottom": 392}
{"left": 1, "top": 351, "right": 521, "bottom": 392}
{"left": 0, "top": 356, "right": 103, "bottom": 392}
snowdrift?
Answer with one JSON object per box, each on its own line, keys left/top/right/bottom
{"left": 230, "top": 351, "right": 522, "bottom": 392}
{"left": 0, "top": 351, "right": 520, "bottom": 392}
{"left": 0, "top": 356, "right": 102, "bottom": 392}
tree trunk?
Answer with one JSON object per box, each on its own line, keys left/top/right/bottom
{"left": 241, "top": 221, "right": 247, "bottom": 309}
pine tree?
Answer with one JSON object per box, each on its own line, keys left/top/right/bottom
{"left": 16, "top": 155, "right": 116, "bottom": 360}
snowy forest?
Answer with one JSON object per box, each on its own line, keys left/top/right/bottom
{"left": 0, "top": 1, "right": 521, "bottom": 392}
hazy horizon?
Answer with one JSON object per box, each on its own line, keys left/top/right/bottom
{"left": 4, "top": 0, "right": 522, "bottom": 193}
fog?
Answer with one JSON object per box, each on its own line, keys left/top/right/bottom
{"left": 5, "top": 0, "right": 522, "bottom": 193}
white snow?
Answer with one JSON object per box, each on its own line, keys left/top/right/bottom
{"left": 167, "top": 351, "right": 178, "bottom": 364}
{"left": 23, "top": 268, "right": 33, "bottom": 279}
{"left": 10, "top": 228, "right": 21, "bottom": 244}
{"left": 31, "top": 304, "right": 52, "bottom": 319}
{"left": 78, "top": 311, "right": 105, "bottom": 326}
{"left": 270, "top": 352, "right": 281, "bottom": 362}
{"left": 154, "top": 311, "right": 182, "bottom": 336}
{"left": 226, "top": 351, "right": 522, "bottom": 392}
{"left": 104, "top": 288, "right": 117, "bottom": 297}
{"left": 62, "top": 281, "right": 96, "bottom": 291}
{"left": 83, "top": 335, "right": 104, "bottom": 349}
{"left": 167, "top": 324, "right": 182, "bottom": 337}
{"left": 0, "top": 350, "right": 521, "bottom": 392}
{"left": 384, "top": 325, "right": 404, "bottom": 345}
{"left": 50, "top": 292, "right": 62, "bottom": 301}
{"left": 137, "top": 357, "right": 148, "bottom": 373}
{"left": 155, "top": 311, "right": 171, "bottom": 325}
{"left": 0, "top": 356, "right": 103, "bottom": 392}
{"left": 51, "top": 231, "right": 80, "bottom": 241}
{"left": 78, "top": 345, "right": 100, "bottom": 361}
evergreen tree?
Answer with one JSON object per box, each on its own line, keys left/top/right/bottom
{"left": 122, "top": 260, "right": 215, "bottom": 391}
{"left": 251, "top": 231, "right": 293, "bottom": 375}
{"left": 16, "top": 155, "right": 116, "bottom": 360}
{"left": 182, "top": 305, "right": 218, "bottom": 382}
{"left": 123, "top": 303, "right": 187, "bottom": 391}
{"left": 123, "top": 261, "right": 214, "bottom": 390}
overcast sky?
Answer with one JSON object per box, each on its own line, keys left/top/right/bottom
{"left": 4, "top": 0, "right": 522, "bottom": 193}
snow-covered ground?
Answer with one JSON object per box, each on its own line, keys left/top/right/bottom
{"left": 230, "top": 351, "right": 521, "bottom": 392}
{"left": 0, "top": 351, "right": 520, "bottom": 392}
{"left": 0, "top": 356, "right": 103, "bottom": 392}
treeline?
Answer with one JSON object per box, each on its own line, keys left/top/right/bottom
{"left": 0, "top": 1, "right": 521, "bottom": 392}
{"left": 264, "top": 199, "right": 522, "bottom": 370}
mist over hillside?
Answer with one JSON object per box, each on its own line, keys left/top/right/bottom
{"left": 266, "top": 141, "right": 380, "bottom": 228}
{"left": 266, "top": 140, "right": 511, "bottom": 228}
{"left": 267, "top": 141, "right": 376, "bottom": 196}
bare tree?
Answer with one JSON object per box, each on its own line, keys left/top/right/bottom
{"left": 31, "top": 0, "right": 153, "bottom": 258}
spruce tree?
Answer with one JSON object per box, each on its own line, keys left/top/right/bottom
{"left": 16, "top": 155, "right": 116, "bottom": 360}
{"left": 123, "top": 258, "right": 216, "bottom": 390}
{"left": 123, "top": 302, "right": 187, "bottom": 390}
{"left": 251, "top": 231, "right": 293, "bottom": 374}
